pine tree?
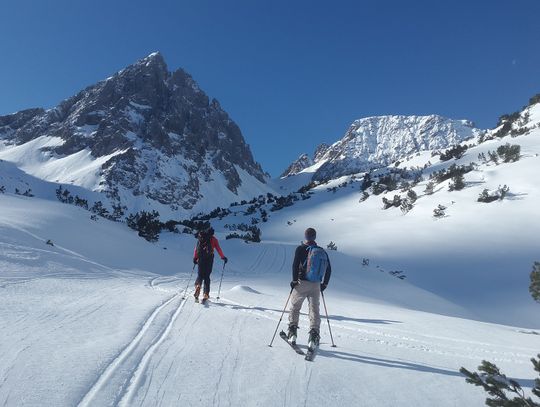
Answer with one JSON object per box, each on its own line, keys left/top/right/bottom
{"left": 111, "top": 204, "right": 125, "bottom": 221}
{"left": 498, "top": 185, "right": 510, "bottom": 200}
{"left": 478, "top": 152, "right": 487, "bottom": 163}
{"left": 460, "top": 359, "right": 540, "bottom": 406}
{"left": 425, "top": 182, "right": 435, "bottom": 195}
{"left": 361, "top": 172, "right": 373, "bottom": 190}
{"left": 407, "top": 189, "right": 418, "bottom": 203}
{"left": 55, "top": 186, "right": 64, "bottom": 202}
{"left": 0, "top": 185, "right": 5, "bottom": 193}
{"left": 448, "top": 174, "right": 465, "bottom": 191}
{"left": 433, "top": 204, "right": 446, "bottom": 218}
{"left": 359, "top": 191, "right": 369, "bottom": 203}
{"left": 497, "top": 144, "right": 521, "bottom": 163}
{"left": 488, "top": 150, "right": 499, "bottom": 165}
{"left": 74, "top": 196, "right": 88, "bottom": 209}
{"left": 531, "top": 262, "right": 540, "bottom": 303}
{"left": 478, "top": 189, "right": 499, "bottom": 203}
{"left": 91, "top": 201, "right": 110, "bottom": 217}
{"left": 440, "top": 144, "right": 468, "bottom": 161}
{"left": 126, "top": 210, "right": 161, "bottom": 242}
{"left": 400, "top": 198, "right": 414, "bottom": 214}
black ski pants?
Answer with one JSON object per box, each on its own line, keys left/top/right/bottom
{"left": 195, "top": 258, "right": 214, "bottom": 295}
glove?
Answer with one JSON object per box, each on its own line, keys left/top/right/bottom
{"left": 290, "top": 280, "right": 299, "bottom": 289}
{"left": 222, "top": 257, "right": 228, "bottom": 264}
{"left": 320, "top": 283, "right": 327, "bottom": 292}
{"left": 193, "top": 258, "right": 198, "bottom": 265}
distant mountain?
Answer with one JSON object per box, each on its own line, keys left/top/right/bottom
{"left": 282, "top": 115, "right": 482, "bottom": 181}
{"left": 280, "top": 143, "right": 331, "bottom": 178}
{"left": 0, "top": 52, "right": 270, "bottom": 216}
{"left": 280, "top": 153, "right": 313, "bottom": 178}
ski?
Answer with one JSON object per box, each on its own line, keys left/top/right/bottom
{"left": 279, "top": 331, "right": 304, "bottom": 355}
{"left": 305, "top": 346, "right": 318, "bottom": 361}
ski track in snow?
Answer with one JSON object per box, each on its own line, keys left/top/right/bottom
{"left": 118, "top": 292, "right": 189, "bottom": 407}
{"left": 78, "top": 280, "right": 189, "bottom": 407}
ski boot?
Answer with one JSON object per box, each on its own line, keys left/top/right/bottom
{"left": 194, "top": 284, "right": 201, "bottom": 302}
{"left": 287, "top": 324, "right": 298, "bottom": 344}
{"left": 202, "top": 292, "right": 209, "bottom": 303}
{"left": 307, "top": 329, "right": 320, "bottom": 350}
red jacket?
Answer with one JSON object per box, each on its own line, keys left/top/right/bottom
{"left": 193, "top": 236, "right": 225, "bottom": 260}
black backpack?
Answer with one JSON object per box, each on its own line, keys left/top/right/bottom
{"left": 196, "top": 228, "right": 214, "bottom": 262}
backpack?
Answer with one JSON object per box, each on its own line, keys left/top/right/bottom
{"left": 196, "top": 229, "right": 214, "bottom": 262}
{"left": 303, "top": 245, "right": 328, "bottom": 282}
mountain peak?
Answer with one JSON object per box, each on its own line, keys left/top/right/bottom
{"left": 139, "top": 51, "right": 166, "bottom": 65}
{"left": 0, "top": 54, "right": 268, "bottom": 216}
{"left": 280, "top": 153, "right": 313, "bottom": 178}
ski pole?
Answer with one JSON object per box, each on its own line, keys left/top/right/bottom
{"left": 268, "top": 288, "right": 294, "bottom": 347}
{"left": 321, "top": 291, "right": 337, "bottom": 347}
{"left": 182, "top": 264, "right": 196, "bottom": 299}
{"left": 216, "top": 261, "right": 226, "bottom": 301}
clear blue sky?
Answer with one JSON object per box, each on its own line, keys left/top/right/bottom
{"left": 1, "top": 0, "right": 539, "bottom": 176}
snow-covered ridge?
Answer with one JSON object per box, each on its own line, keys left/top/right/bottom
{"left": 282, "top": 114, "right": 482, "bottom": 180}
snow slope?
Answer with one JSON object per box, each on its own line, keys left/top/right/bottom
{"left": 259, "top": 104, "right": 540, "bottom": 328}
{"left": 1, "top": 188, "right": 539, "bottom": 406}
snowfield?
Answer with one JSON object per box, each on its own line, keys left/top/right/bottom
{"left": 1, "top": 188, "right": 539, "bottom": 406}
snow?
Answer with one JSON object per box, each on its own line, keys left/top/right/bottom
{"left": 0, "top": 136, "right": 127, "bottom": 190}
{"left": 1, "top": 164, "right": 539, "bottom": 406}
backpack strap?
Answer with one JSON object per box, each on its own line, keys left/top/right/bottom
{"left": 303, "top": 245, "right": 317, "bottom": 269}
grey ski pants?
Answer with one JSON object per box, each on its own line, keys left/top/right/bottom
{"left": 288, "top": 280, "right": 321, "bottom": 332}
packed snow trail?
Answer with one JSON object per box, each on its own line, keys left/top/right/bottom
{"left": 78, "top": 289, "right": 188, "bottom": 407}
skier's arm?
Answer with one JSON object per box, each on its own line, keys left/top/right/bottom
{"left": 292, "top": 246, "right": 302, "bottom": 281}
{"left": 323, "top": 254, "right": 332, "bottom": 286}
{"left": 193, "top": 246, "right": 198, "bottom": 260}
{"left": 212, "top": 237, "right": 226, "bottom": 259}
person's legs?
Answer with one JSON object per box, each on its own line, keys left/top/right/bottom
{"left": 203, "top": 260, "right": 214, "bottom": 296}
{"left": 194, "top": 266, "right": 204, "bottom": 298}
{"left": 306, "top": 281, "right": 321, "bottom": 332}
{"left": 288, "top": 282, "right": 308, "bottom": 328}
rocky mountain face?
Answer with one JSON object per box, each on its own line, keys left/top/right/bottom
{"left": 280, "top": 143, "right": 330, "bottom": 178}
{"left": 282, "top": 115, "right": 482, "bottom": 181}
{"left": 0, "top": 52, "right": 268, "bottom": 215}
{"left": 280, "top": 154, "right": 312, "bottom": 178}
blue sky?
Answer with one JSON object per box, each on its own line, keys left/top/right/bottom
{"left": 1, "top": 0, "right": 539, "bottom": 176}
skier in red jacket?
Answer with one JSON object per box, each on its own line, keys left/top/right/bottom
{"left": 193, "top": 227, "right": 227, "bottom": 302}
